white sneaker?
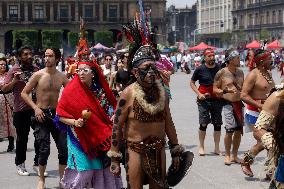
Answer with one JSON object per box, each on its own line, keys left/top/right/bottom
{"left": 17, "top": 163, "right": 30, "bottom": 176}
{"left": 33, "top": 165, "right": 49, "bottom": 177}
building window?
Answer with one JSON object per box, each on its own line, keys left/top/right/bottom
{"left": 85, "top": 5, "right": 93, "bottom": 18}
{"left": 266, "top": 11, "right": 270, "bottom": 24}
{"left": 255, "top": 13, "right": 258, "bottom": 25}
{"left": 261, "top": 15, "right": 264, "bottom": 24}
{"left": 278, "top": 10, "right": 282, "bottom": 23}
{"left": 272, "top": 11, "right": 276, "bottom": 23}
{"left": 9, "top": 5, "right": 18, "bottom": 18}
{"left": 240, "top": 15, "right": 244, "bottom": 27}
{"left": 249, "top": 14, "right": 253, "bottom": 26}
{"left": 60, "top": 5, "right": 69, "bottom": 19}
{"left": 109, "top": 5, "right": 118, "bottom": 18}
{"left": 34, "top": 5, "right": 44, "bottom": 19}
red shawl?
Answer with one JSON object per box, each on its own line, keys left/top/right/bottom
{"left": 57, "top": 72, "right": 117, "bottom": 159}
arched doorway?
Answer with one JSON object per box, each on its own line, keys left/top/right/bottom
{"left": 4, "top": 30, "right": 13, "bottom": 53}
{"left": 109, "top": 29, "right": 122, "bottom": 49}
{"left": 62, "top": 29, "right": 70, "bottom": 51}
{"left": 86, "top": 29, "right": 95, "bottom": 46}
{"left": 109, "top": 29, "right": 122, "bottom": 43}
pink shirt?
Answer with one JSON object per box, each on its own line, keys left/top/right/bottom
{"left": 4, "top": 64, "right": 38, "bottom": 112}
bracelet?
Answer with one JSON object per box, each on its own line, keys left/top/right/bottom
{"left": 107, "top": 150, "right": 123, "bottom": 159}
{"left": 170, "top": 144, "right": 185, "bottom": 158}
{"left": 73, "top": 120, "right": 76, "bottom": 127}
{"left": 167, "top": 141, "right": 179, "bottom": 149}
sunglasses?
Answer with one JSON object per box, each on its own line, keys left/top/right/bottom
{"left": 75, "top": 68, "right": 92, "bottom": 74}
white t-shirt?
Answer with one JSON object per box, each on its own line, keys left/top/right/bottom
{"left": 177, "top": 53, "right": 182, "bottom": 62}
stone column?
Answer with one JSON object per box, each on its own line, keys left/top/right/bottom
{"left": 69, "top": 5, "right": 71, "bottom": 22}
{"left": 75, "top": 1, "right": 79, "bottom": 22}
{"left": 24, "top": 2, "right": 28, "bottom": 22}
{"left": 50, "top": 2, "right": 54, "bottom": 22}
{"left": 123, "top": 3, "right": 127, "bottom": 20}
{"left": 99, "top": 2, "right": 103, "bottom": 22}
{"left": 18, "top": 6, "right": 21, "bottom": 22}
{"left": 0, "top": 2, "right": 2, "bottom": 21}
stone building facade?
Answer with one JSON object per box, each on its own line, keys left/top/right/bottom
{"left": 167, "top": 4, "right": 197, "bottom": 45}
{"left": 0, "top": 0, "right": 167, "bottom": 52}
{"left": 197, "top": 0, "right": 233, "bottom": 47}
{"left": 232, "top": 0, "right": 284, "bottom": 42}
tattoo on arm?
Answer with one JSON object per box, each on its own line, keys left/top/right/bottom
{"left": 214, "top": 69, "right": 223, "bottom": 82}
{"left": 111, "top": 99, "right": 127, "bottom": 150}
{"left": 164, "top": 97, "right": 178, "bottom": 145}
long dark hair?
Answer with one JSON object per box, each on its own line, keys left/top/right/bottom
{"left": 273, "top": 101, "right": 284, "bottom": 166}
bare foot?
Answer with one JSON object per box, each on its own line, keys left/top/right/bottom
{"left": 231, "top": 156, "right": 241, "bottom": 164}
{"left": 214, "top": 149, "right": 222, "bottom": 156}
{"left": 199, "top": 147, "right": 205, "bottom": 156}
{"left": 37, "top": 180, "right": 45, "bottom": 189}
{"left": 224, "top": 155, "right": 231, "bottom": 166}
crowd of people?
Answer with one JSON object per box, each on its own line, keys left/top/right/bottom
{"left": 1, "top": 7, "right": 284, "bottom": 189}
{"left": 190, "top": 47, "right": 284, "bottom": 189}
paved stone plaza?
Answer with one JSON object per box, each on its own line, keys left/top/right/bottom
{"left": 0, "top": 68, "right": 281, "bottom": 189}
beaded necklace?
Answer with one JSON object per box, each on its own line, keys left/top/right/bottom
{"left": 91, "top": 82, "right": 114, "bottom": 119}
{"left": 259, "top": 69, "right": 273, "bottom": 84}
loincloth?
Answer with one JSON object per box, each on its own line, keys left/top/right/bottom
{"left": 127, "top": 136, "right": 165, "bottom": 186}
{"left": 223, "top": 100, "right": 244, "bottom": 133}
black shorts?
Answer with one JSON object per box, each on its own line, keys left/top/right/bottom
{"left": 33, "top": 109, "right": 67, "bottom": 165}
{"left": 197, "top": 99, "right": 223, "bottom": 125}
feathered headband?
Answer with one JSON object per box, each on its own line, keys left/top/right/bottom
{"left": 123, "top": 0, "right": 157, "bottom": 69}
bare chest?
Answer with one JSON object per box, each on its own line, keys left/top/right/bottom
{"left": 254, "top": 76, "right": 274, "bottom": 94}
{"left": 37, "top": 74, "right": 62, "bottom": 92}
{"left": 221, "top": 71, "right": 243, "bottom": 88}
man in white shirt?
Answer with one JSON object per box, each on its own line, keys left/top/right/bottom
{"left": 176, "top": 52, "right": 182, "bottom": 72}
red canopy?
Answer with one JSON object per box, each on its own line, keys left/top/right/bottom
{"left": 267, "top": 40, "right": 282, "bottom": 49}
{"left": 189, "top": 42, "right": 216, "bottom": 51}
{"left": 246, "top": 40, "right": 260, "bottom": 49}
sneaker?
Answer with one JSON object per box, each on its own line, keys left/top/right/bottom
{"left": 17, "top": 163, "right": 30, "bottom": 176}
{"left": 33, "top": 165, "right": 48, "bottom": 177}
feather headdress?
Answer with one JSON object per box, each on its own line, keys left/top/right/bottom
{"left": 123, "top": 0, "right": 158, "bottom": 70}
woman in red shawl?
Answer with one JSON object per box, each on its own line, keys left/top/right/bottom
{"left": 54, "top": 59, "right": 122, "bottom": 189}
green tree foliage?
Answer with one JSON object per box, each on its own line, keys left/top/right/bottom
{"left": 68, "top": 31, "right": 90, "bottom": 48}
{"left": 236, "top": 30, "right": 246, "bottom": 41}
{"left": 260, "top": 28, "right": 270, "bottom": 40}
{"left": 94, "top": 31, "right": 113, "bottom": 47}
{"left": 12, "top": 30, "right": 38, "bottom": 49}
{"left": 68, "top": 32, "right": 79, "bottom": 48}
{"left": 221, "top": 30, "right": 232, "bottom": 45}
{"left": 234, "top": 30, "right": 246, "bottom": 46}
{"left": 42, "top": 30, "right": 63, "bottom": 49}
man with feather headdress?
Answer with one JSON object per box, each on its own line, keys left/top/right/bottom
{"left": 107, "top": 2, "right": 193, "bottom": 188}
